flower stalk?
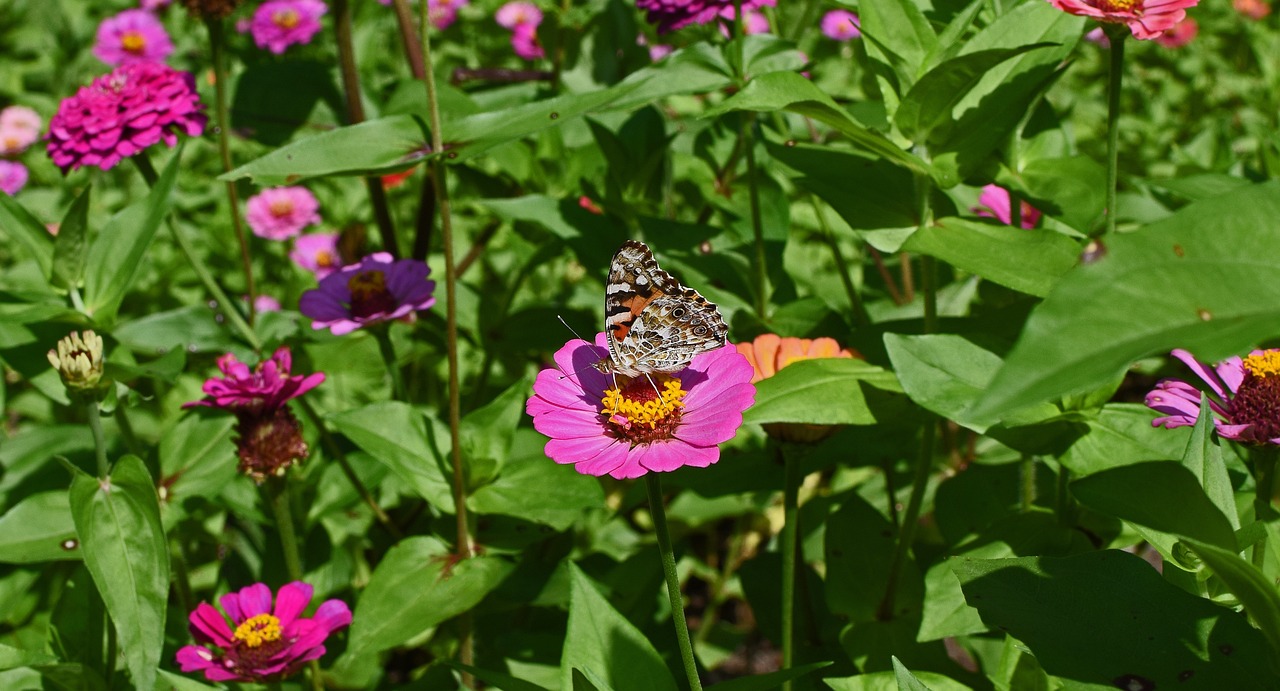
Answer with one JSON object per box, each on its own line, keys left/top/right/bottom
{"left": 264, "top": 477, "right": 303, "bottom": 582}
{"left": 779, "top": 443, "right": 801, "bottom": 690}
{"left": 372, "top": 326, "right": 406, "bottom": 401}
{"left": 877, "top": 415, "right": 936, "bottom": 621}
{"left": 1103, "top": 25, "right": 1126, "bottom": 236}
{"left": 1251, "top": 446, "right": 1277, "bottom": 568}
{"left": 646, "top": 473, "right": 702, "bottom": 691}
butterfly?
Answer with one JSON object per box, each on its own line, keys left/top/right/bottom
{"left": 593, "top": 240, "right": 728, "bottom": 378}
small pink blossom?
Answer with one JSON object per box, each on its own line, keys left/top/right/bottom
{"left": 254, "top": 295, "right": 282, "bottom": 313}
{"left": 245, "top": 187, "right": 321, "bottom": 240}
{"left": 176, "top": 582, "right": 351, "bottom": 683}
{"left": 511, "top": 24, "right": 544, "bottom": 60}
{"left": 1085, "top": 26, "right": 1110, "bottom": 47}
{"left": 1046, "top": 0, "right": 1200, "bottom": 41}
{"left": 290, "top": 232, "right": 343, "bottom": 279}
{"left": 92, "top": 9, "right": 174, "bottom": 66}
{"left": 496, "top": 1, "right": 542, "bottom": 28}
{"left": 973, "top": 184, "right": 1042, "bottom": 229}
{"left": 1147, "top": 349, "right": 1280, "bottom": 446}
{"left": 717, "top": 8, "right": 770, "bottom": 37}
{"left": 0, "top": 161, "right": 28, "bottom": 196}
{"left": 1235, "top": 0, "right": 1272, "bottom": 19}
{"left": 185, "top": 346, "right": 324, "bottom": 412}
{"left": 821, "top": 10, "right": 860, "bottom": 40}
{"left": 243, "top": 0, "right": 328, "bottom": 54}
{"left": 1154, "top": 16, "right": 1197, "bottom": 48}
{"left": 0, "top": 106, "right": 42, "bottom": 155}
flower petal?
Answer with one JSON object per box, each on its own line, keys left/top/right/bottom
{"left": 574, "top": 443, "right": 628, "bottom": 477}
{"left": 273, "top": 581, "right": 313, "bottom": 627}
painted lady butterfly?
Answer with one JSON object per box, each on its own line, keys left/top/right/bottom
{"left": 594, "top": 240, "right": 728, "bottom": 377}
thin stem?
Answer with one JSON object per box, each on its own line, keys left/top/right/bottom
{"left": 333, "top": 0, "right": 399, "bottom": 257}
{"left": 913, "top": 167, "right": 936, "bottom": 333}
{"left": 779, "top": 444, "right": 801, "bottom": 690}
{"left": 297, "top": 398, "right": 402, "bottom": 539}
{"left": 876, "top": 416, "right": 935, "bottom": 621}
{"left": 87, "top": 402, "right": 109, "bottom": 478}
{"left": 373, "top": 327, "right": 406, "bottom": 401}
{"left": 1252, "top": 447, "right": 1277, "bottom": 569}
{"left": 205, "top": 17, "right": 257, "bottom": 327}
{"left": 743, "top": 116, "right": 769, "bottom": 320}
{"left": 170, "top": 538, "right": 196, "bottom": 617}
{"left": 868, "top": 246, "right": 905, "bottom": 305}
{"left": 112, "top": 404, "right": 142, "bottom": 458}
{"left": 645, "top": 474, "right": 702, "bottom": 691}
{"left": 264, "top": 477, "right": 304, "bottom": 582}
{"left": 1020, "top": 454, "right": 1036, "bottom": 511}
{"left": 104, "top": 613, "right": 117, "bottom": 687}
{"left": 1055, "top": 464, "right": 1075, "bottom": 528}
{"left": 389, "top": 0, "right": 427, "bottom": 79}
{"left": 1103, "top": 27, "right": 1126, "bottom": 236}
{"left": 812, "top": 199, "right": 870, "bottom": 330}
{"left": 734, "top": 0, "right": 746, "bottom": 73}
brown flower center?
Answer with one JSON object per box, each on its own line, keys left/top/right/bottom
{"left": 1229, "top": 351, "right": 1280, "bottom": 444}
{"left": 121, "top": 31, "right": 147, "bottom": 54}
{"left": 235, "top": 407, "right": 308, "bottom": 482}
{"left": 600, "top": 375, "right": 686, "bottom": 445}
{"left": 272, "top": 9, "right": 300, "bottom": 28}
{"left": 347, "top": 270, "right": 397, "bottom": 319}
{"left": 269, "top": 198, "right": 295, "bottom": 217}
{"left": 315, "top": 249, "right": 335, "bottom": 268}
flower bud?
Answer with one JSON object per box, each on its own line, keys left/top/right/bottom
{"left": 47, "top": 330, "right": 107, "bottom": 398}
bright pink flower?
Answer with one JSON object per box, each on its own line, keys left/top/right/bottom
{"left": 496, "top": 1, "right": 541, "bottom": 28}
{"left": 0, "top": 161, "right": 28, "bottom": 196}
{"left": 0, "top": 106, "right": 42, "bottom": 155}
{"left": 1085, "top": 26, "right": 1111, "bottom": 46}
{"left": 299, "top": 253, "right": 436, "bottom": 335}
{"left": 245, "top": 187, "right": 321, "bottom": 240}
{"left": 1046, "top": 0, "right": 1200, "bottom": 41}
{"left": 431, "top": 0, "right": 469, "bottom": 28}
{"left": 511, "top": 24, "right": 544, "bottom": 59}
{"left": 717, "top": 8, "right": 770, "bottom": 37}
{"left": 46, "top": 63, "right": 206, "bottom": 173}
{"left": 92, "top": 9, "right": 174, "bottom": 66}
{"left": 176, "top": 582, "right": 351, "bottom": 683}
{"left": 254, "top": 295, "right": 282, "bottom": 313}
{"left": 290, "top": 232, "right": 343, "bottom": 279}
{"left": 526, "top": 333, "right": 755, "bottom": 479}
{"left": 186, "top": 346, "right": 324, "bottom": 413}
{"left": 1154, "top": 16, "right": 1197, "bottom": 47}
{"left": 973, "top": 184, "right": 1042, "bottom": 229}
{"left": 1235, "top": 0, "right": 1271, "bottom": 19}
{"left": 821, "top": 10, "right": 860, "bottom": 40}
{"left": 140, "top": 0, "right": 173, "bottom": 9}
{"left": 1146, "top": 349, "right": 1280, "bottom": 446}
{"left": 243, "top": 0, "right": 327, "bottom": 54}
{"left": 636, "top": 0, "right": 775, "bottom": 33}
{"left": 649, "top": 43, "right": 674, "bottom": 61}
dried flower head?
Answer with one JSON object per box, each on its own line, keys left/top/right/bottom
{"left": 180, "top": 0, "right": 244, "bottom": 20}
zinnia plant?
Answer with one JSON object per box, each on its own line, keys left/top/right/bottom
{"left": 1047, "top": 0, "right": 1201, "bottom": 40}
{"left": 635, "top": 0, "right": 777, "bottom": 33}
{"left": 290, "top": 232, "right": 343, "bottom": 279}
{"left": 1146, "top": 348, "right": 1280, "bottom": 446}
{"left": 91, "top": 8, "right": 174, "bottom": 66}
{"left": 299, "top": 253, "right": 436, "bottom": 335}
{"left": 245, "top": 186, "right": 322, "bottom": 240}
{"left": 243, "top": 0, "right": 328, "bottom": 54}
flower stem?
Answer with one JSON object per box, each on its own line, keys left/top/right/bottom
{"left": 264, "top": 477, "right": 304, "bottom": 582}
{"left": 779, "top": 444, "right": 802, "bottom": 690}
{"left": 297, "top": 397, "right": 402, "bottom": 538}
{"left": 743, "top": 116, "right": 769, "bottom": 320}
{"left": 1102, "top": 27, "right": 1126, "bottom": 237}
{"left": 876, "top": 416, "right": 935, "bottom": 621}
{"left": 1252, "top": 446, "right": 1277, "bottom": 568}
{"left": 645, "top": 474, "right": 702, "bottom": 691}
{"left": 205, "top": 16, "right": 257, "bottom": 327}
{"left": 813, "top": 198, "right": 870, "bottom": 330}
{"left": 87, "top": 402, "right": 109, "bottom": 478}
{"left": 372, "top": 327, "right": 406, "bottom": 401}
{"left": 1020, "top": 454, "right": 1036, "bottom": 511}
{"left": 388, "top": 0, "right": 427, "bottom": 79}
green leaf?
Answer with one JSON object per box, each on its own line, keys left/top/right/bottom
{"left": 704, "top": 71, "right": 927, "bottom": 175}
{"left": 1015, "top": 156, "right": 1107, "bottom": 234}
{"left": 50, "top": 185, "right": 90, "bottom": 291}
{"left": 903, "top": 217, "right": 1079, "bottom": 298}
{"left": 825, "top": 671, "right": 973, "bottom": 691}
{"left": 1070, "top": 462, "right": 1237, "bottom": 550}
{"left": 231, "top": 60, "right": 342, "bottom": 147}
{"left": 0, "top": 491, "right": 78, "bottom": 563}
{"left": 561, "top": 563, "right": 677, "bottom": 691}
{"left": 49, "top": 564, "right": 107, "bottom": 673}
{"left": 446, "top": 662, "right": 553, "bottom": 691}
{"left": 892, "top": 656, "right": 933, "bottom": 691}
{"left": 1184, "top": 540, "right": 1280, "bottom": 670}
{"left": 329, "top": 401, "right": 454, "bottom": 511}
{"left": 157, "top": 415, "right": 236, "bottom": 526}
{"left": 82, "top": 146, "right": 181, "bottom": 323}
{"left": 0, "top": 193, "right": 54, "bottom": 276}
{"left": 0, "top": 642, "right": 58, "bottom": 670}
{"left": 744, "top": 358, "right": 907, "bottom": 426}
{"left": 1183, "top": 396, "right": 1240, "bottom": 530}
{"left": 67, "top": 455, "right": 169, "bottom": 691}
{"left": 706, "top": 662, "right": 831, "bottom": 690}
{"left": 850, "top": 0, "right": 937, "bottom": 84}
{"left": 1058, "top": 403, "right": 1193, "bottom": 477}
{"left": 468, "top": 431, "right": 605, "bottom": 530}
{"left": 459, "top": 377, "right": 529, "bottom": 486}
{"left": 825, "top": 491, "right": 920, "bottom": 622}
{"left": 113, "top": 305, "right": 239, "bottom": 355}
{"left": 342, "top": 536, "right": 512, "bottom": 660}
{"left": 768, "top": 142, "right": 917, "bottom": 231}
{"left": 973, "top": 181, "right": 1280, "bottom": 418}
{"left": 883, "top": 333, "right": 1007, "bottom": 431}
{"left": 954, "top": 551, "right": 1274, "bottom": 688}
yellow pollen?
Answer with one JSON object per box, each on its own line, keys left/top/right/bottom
{"left": 232, "top": 613, "right": 282, "bottom": 648}
{"left": 269, "top": 199, "right": 295, "bottom": 217}
{"left": 600, "top": 380, "right": 687, "bottom": 428}
{"left": 1243, "top": 351, "right": 1280, "bottom": 378}
{"left": 121, "top": 31, "right": 147, "bottom": 54}
{"left": 315, "top": 250, "right": 335, "bottom": 267}
{"left": 273, "top": 9, "right": 301, "bottom": 28}
{"left": 1096, "top": 0, "right": 1140, "bottom": 12}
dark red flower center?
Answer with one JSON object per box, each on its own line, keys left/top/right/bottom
{"left": 1229, "top": 351, "right": 1280, "bottom": 444}
{"left": 600, "top": 375, "right": 686, "bottom": 445}
{"left": 235, "top": 407, "right": 308, "bottom": 483}
{"left": 347, "top": 270, "right": 397, "bottom": 319}
{"left": 230, "top": 613, "right": 289, "bottom": 674}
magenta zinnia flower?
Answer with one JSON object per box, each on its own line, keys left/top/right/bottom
{"left": 1146, "top": 348, "right": 1280, "bottom": 445}
{"left": 0, "top": 161, "right": 28, "bottom": 196}
{"left": 526, "top": 334, "right": 755, "bottom": 479}
{"left": 1046, "top": 0, "right": 1200, "bottom": 40}
{"left": 821, "top": 10, "right": 861, "bottom": 40}
{"left": 973, "top": 184, "right": 1042, "bottom": 229}
{"left": 245, "top": 186, "right": 321, "bottom": 240}
{"left": 243, "top": 0, "right": 327, "bottom": 54}
{"left": 290, "top": 232, "right": 343, "bottom": 279}
{"left": 92, "top": 9, "right": 174, "bottom": 66}
{"left": 46, "top": 62, "right": 206, "bottom": 173}
{"left": 299, "top": 253, "right": 436, "bottom": 335}
{"left": 1154, "top": 16, "right": 1197, "bottom": 48}
{"left": 636, "top": 0, "right": 776, "bottom": 33}
{"left": 176, "top": 581, "right": 351, "bottom": 683}
{"left": 495, "top": 1, "right": 541, "bottom": 28}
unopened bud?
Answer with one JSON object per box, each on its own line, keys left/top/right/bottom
{"left": 47, "top": 330, "right": 106, "bottom": 397}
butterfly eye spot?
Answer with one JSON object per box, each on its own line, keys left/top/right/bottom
{"left": 693, "top": 326, "right": 707, "bottom": 335}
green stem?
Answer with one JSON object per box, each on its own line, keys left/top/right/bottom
{"left": 743, "top": 116, "right": 769, "bottom": 320}
{"left": 112, "top": 403, "right": 142, "bottom": 459}
{"left": 373, "top": 327, "right": 406, "bottom": 401}
{"left": 170, "top": 538, "right": 196, "bottom": 617}
{"left": 780, "top": 444, "right": 801, "bottom": 690}
{"left": 876, "top": 417, "right": 935, "bottom": 621}
{"left": 813, "top": 198, "right": 870, "bottom": 330}
{"left": 389, "top": 0, "right": 427, "bottom": 79}
{"left": 1103, "top": 27, "right": 1126, "bottom": 236}
{"left": 205, "top": 17, "right": 257, "bottom": 327}
{"left": 264, "top": 477, "right": 304, "bottom": 581}
{"left": 132, "top": 154, "right": 261, "bottom": 351}
{"left": 734, "top": 0, "right": 747, "bottom": 73}
{"left": 104, "top": 613, "right": 117, "bottom": 687}
{"left": 297, "top": 398, "right": 402, "bottom": 539}
{"left": 1020, "top": 454, "right": 1036, "bottom": 512}
{"left": 87, "top": 402, "right": 108, "bottom": 478}
{"left": 646, "top": 474, "right": 702, "bottom": 691}
{"left": 1055, "top": 463, "right": 1075, "bottom": 528}
{"left": 1252, "top": 447, "right": 1277, "bottom": 569}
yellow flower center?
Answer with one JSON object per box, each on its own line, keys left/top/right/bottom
{"left": 1244, "top": 351, "right": 1280, "bottom": 379}
{"left": 273, "top": 9, "right": 301, "bottom": 28}
{"left": 232, "top": 614, "right": 282, "bottom": 649}
{"left": 600, "top": 378, "right": 687, "bottom": 429}
{"left": 315, "top": 249, "right": 335, "bottom": 267}
{"left": 1095, "top": 0, "right": 1141, "bottom": 12}
{"left": 121, "top": 31, "right": 147, "bottom": 54}
{"left": 269, "top": 198, "right": 296, "bottom": 217}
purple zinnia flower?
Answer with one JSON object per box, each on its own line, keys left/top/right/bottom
{"left": 525, "top": 334, "right": 755, "bottom": 479}
{"left": 176, "top": 581, "right": 351, "bottom": 683}
{"left": 821, "top": 9, "right": 860, "bottom": 40}
{"left": 92, "top": 9, "right": 175, "bottom": 66}
{"left": 290, "top": 232, "right": 342, "bottom": 279}
{"left": 0, "top": 106, "right": 42, "bottom": 155}
{"left": 972, "top": 184, "right": 1042, "bottom": 229}
{"left": 0, "top": 161, "right": 28, "bottom": 196}
{"left": 243, "top": 0, "right": 327, "bottom": 54}
{"left": 46, "top": 62, "right": 206, "bottom": 173}
{"left": 299, "top": 253, "right": 436, "bottom": 335}
{"left": 1146, "top": 348, "right": 1280, "bottom": 445}
{"left": 636, "top": 0, "right": 776, "bottom": 33}
{"left": 245, "top": 187, "right": 321, "bottom": 240}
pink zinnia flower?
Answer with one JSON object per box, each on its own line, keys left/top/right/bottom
{"left": 1235, "top": 0, "right": 1272, "bottom": 19}
{"left": 46, "top": 63, "right": 206, "bottom": 173}
{"left": 430, "top": 0, "right": 469, "bottom": 29}
{"left": 245, "top": 187, "right": 321, "bottom": 240}
{"left": 495, "top": 1, "right": 542, "bottom": 28}
{"left": 717, "top": 8, "right": 770, "bottom": 37}
{"left": 972, "top": 184, "right": 1042, "bottom": 229}
{"left": 0, "top": 106, "right": 42, "bottom": 155}
{"left": 290, "top": 232, "right": 343, "bottom": 279}
{"left": 299, "top": 253, "right": 436, "bottom": 335}
{"left": 1154, "top": 16, "right": 1197, "bottom": 47}
{"left": 821, "top": 10, "right": 861, "bottom": 40}
{"left": 176, "top": 581, "right": 351, "bottom": 683}
{"left": 92, "top": 9, "right": 175, "bottom": 66}
{"left": 254, "top": 294, "right": 282, "bottom": 313}
{"left": 636, "top": 0, "right": 775, "bottom": 34}
{"left": 0, "top": 161, "right": 28, "bottom": 196}
{"left": 243, "top": 0, "right": 327, "bottom": 54}
{"left": 1146, "top": 349, "right": 1280, "bottom": 446}
{"left": 1045, "top": 0, "right": 1200, "bottom": 41}
{"left": 511, "top": 24, "right": 544, "bottom": 59}
{"left": 526, "top": 334, "right": 755, "bottom": 479}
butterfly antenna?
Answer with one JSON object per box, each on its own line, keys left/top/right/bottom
{"left": 554, "top": 315, "right": 607, "bottom": 381}
{"left": 557, "top": 315, "right": 593, "bottom": 346}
